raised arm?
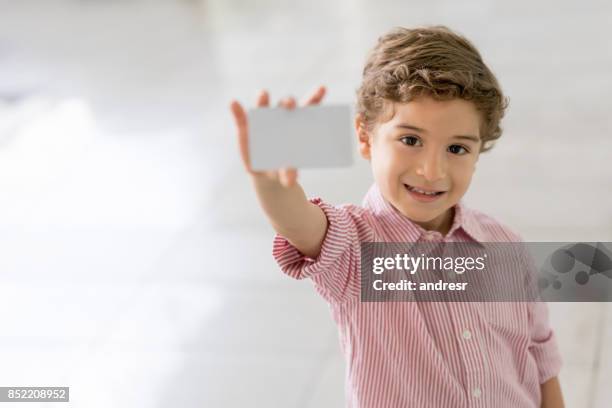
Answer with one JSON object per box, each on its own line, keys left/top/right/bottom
{"left": 229, "top": 87, "right": 328, "bottom": 259}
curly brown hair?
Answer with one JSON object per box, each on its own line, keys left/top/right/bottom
{"left": 356, "top": 25, "right": 509, "bottom": 152}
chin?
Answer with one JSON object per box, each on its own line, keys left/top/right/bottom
{"left": 409, "top": 211, "right": 443, "bottom": 222}
{"left": 397, "top": 206, "right": 442, "bottom": 221}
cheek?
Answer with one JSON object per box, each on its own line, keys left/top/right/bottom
{"left": 450, "top": 162, "right": 476, "bottom": 188}
{"left": 373, "top": 145, "right": 401, "bottom": 172}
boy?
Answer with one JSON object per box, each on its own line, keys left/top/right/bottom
{"left": 230, "top": 25, "right": 564, "bottom": 408}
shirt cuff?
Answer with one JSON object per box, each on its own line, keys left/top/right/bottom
{"left": 271, "top": 197, "right": 352, "bottom": 281}
{"left": 529, "top": 302, "right": 564, "bottom": 384}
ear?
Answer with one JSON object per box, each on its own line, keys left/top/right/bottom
{"left": 355, "top": 114, "right": 373, "bottom": 160}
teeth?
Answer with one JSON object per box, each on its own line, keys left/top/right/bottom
{"left": 408, "top": 185, "right": 440, "bottom": 195}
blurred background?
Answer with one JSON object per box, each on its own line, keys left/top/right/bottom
{"left": 0, "top": 0, "right": 610, "bottom": 407}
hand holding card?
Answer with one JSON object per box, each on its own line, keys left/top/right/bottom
{"left": 230, "top": 86, "right": 349, "bottom": 188}
{"left": 229, "top": 87, "right": 331, "bottom": 259}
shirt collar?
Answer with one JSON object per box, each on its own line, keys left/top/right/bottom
{"left": 361, "top": 182, "right": 487, "bottom": 242}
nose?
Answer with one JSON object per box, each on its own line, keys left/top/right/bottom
{"left": 415, "top": 148, "right": 447, "bottom": 181}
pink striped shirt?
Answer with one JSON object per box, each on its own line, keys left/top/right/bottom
{"left": 272, "top": 183, "right": 562, "bottom": 408}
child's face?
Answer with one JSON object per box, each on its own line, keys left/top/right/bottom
{"left": 356, "top": 96, "right": 482, "bottom": 234}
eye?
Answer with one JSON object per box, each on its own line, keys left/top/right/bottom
{"left": 448, "top": 144, "right": 470, "bottom": 155}
{"left": 399, "top": 136, "right": 422, "bottom": 146}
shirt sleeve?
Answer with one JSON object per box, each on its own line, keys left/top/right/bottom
{"left": 518, "top": 234, "right": 563, "bottom": 384}
{"left": 271, "top": 196, "right": 373, "bottom": 305}
{"left": 528, "top": 300, "right": 563, "bottom": 384}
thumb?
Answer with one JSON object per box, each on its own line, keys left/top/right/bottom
{"left": 279, "top": 167, "right": 298, "bottom": 187}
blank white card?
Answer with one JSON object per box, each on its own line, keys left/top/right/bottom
{"left": 248, "top": 104, "right": 353, "bottom": 171}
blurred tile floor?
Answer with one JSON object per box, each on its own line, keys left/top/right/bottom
{"left": 0, "top": 0, "right": 611, "bottom": 407}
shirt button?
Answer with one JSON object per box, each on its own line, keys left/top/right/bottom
{"left": 472, "top": 387, "right": 482, "bottom": 398}
{"left": 462, "top": 329, "right": 472, "bottom": 340}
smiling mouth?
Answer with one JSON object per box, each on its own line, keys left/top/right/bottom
{"left": 404, "top": 184, "right": 446, "bottom": 196}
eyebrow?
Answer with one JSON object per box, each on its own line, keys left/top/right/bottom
{"left": 395, "top": 124, "right": 480, "bottom": 143}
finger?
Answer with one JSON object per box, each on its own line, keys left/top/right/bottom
{"left": 229, "top": 99, "right": 252, "bottom": 171}
{"left": 278, "top": 96, "right": 297, "bottom": 110}
{"left": 279, "top": 167, "right": 298, "bottom": 187}
{"left": 264, "top": 170, "right": 279, "bottom": 180}
{"left": 284, "top": 167, "right": 298, "bottom": 186}
{"left": 286, "top": 97, "right": 296, "bottom": 110}
{"left": 256, "top": 89, "right": 270, "bottom": 107}
{"left": 301, "top": 85, "right": 326, "bottom": 106}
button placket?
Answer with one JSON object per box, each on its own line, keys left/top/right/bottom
{"left": 454, "top": 307, "right": 487, "bottom": 405}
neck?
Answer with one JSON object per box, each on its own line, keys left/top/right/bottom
{"left": 416, "top": 207, "right": 455, "bottom": 235}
